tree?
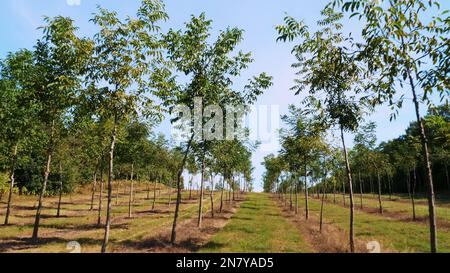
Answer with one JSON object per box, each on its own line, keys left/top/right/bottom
{"left": 384, "top": 135, "right": 421, "bottom": 220}
{"left": 277, "top": 8, "right": 368, "bottom": 252}
{"left": 161, "top": 13, "right": 272, "bottom": 244}
{"left": 185, "top": 155, "right": 198, "bottom": 200}
{"left": 262, "top": 155, "right": 286, "bottom": 193}
{"left": 86, "top": 0, "right": 168, "bottom": 253}
{"left": 332, "top": 0, "right": 450, "bottom": 253}
{"left": 147, "top": 135, "right": 171, "bottom": 211}
{"left": 425, "top": 106, "right": 450, "bottom": 190}
{"left": 0, "top": 49, "right": 38, "bottom": 225}
{"left": 353, "top": 122, "right": 386, "bottom": 213}
{"left": 116, "top": 120, "right": 151, "bottom": 218}
{"left": 280, "top": 105, "right": 327, "bottom": 220}
{"left": 30, "top": 16, "right": 92, "bottom": 242}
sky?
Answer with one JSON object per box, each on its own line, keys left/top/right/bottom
{"left": 0, "top": 0, "right": 447, "bottom": 192}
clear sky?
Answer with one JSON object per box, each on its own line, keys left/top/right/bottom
{"left": 0, "top": 0, "right": 446, "bottom": 192}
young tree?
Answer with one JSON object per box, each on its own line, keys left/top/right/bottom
{"left": 186, "top": 155, "right": 198, "bottom": 200}
{"left": 209, "top": 173, "right": 215, "bottom": 218}
{"left": 0, "top": 49, "right": 38, "bottom": 225}
{"left": 387, "top": 136, "right": 421, "bottom": 220}
{"left": 86, "top": 0, "right": 168, "bottom": 252}
{"left": 148, "top": 135, "right": 170, "bottom": 211}
{"left": 116, "top": 121, "right": 151, "bottom": 218}
{"left": 353, "top": 122, "right": 383, "bottom": 212}
{"left": 280, "top": 105, "right": 327, "bottom": 220}
{"left": 332, "top": 0, "right": 450, "bottom": 252}
{"left": 262, "top": 155, "right": 286, "bottom": 193}
{"left": 277, "top": 8, "right": 368, "bottom": 252}
{"left": 30, "top": 16, "right": 92, "bottom": 242}
{"left": 162, "top": 13, "right": 272, "bottom": 244}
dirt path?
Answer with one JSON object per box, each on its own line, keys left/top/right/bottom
{"left": 274, "top": 196, "right": 371, "bottom": 253}
{"left": 198, "top": 193, "right": 313, "bottom": 253}
{"left": 113, "top": 198, "right": 243, "bottom": 253}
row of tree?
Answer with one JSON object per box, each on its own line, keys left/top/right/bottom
{"left": 0, "top": 0, "right": 270, "bottom": 252}
{"left": 263, "top": 104, "right": 449, "bottom": 225}
{"left": 264, "top": 0, "right": 449, "bottom": 253}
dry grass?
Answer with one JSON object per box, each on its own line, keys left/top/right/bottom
{"left": 0, "top": 181, "right": 234, "bottom": 253}
{"left": 115, "top": 199, "right": 242, "bottom": 253}
{"left": 276, "top": 197, "right": 379, "bottom": 253}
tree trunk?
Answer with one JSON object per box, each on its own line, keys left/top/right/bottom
{"left": 412, "top": 168, "right": 417, "bottom": 221}
{"left": 444, "top": 164, "right": 449, "bottom": 190}
{"left": 387, "top": 175, "right": 392, "bottom": 201}
{"left": 147, "top": 179, "right": 150, "bottom": 200}
{"left": 170, "top": 134, "right": 194, "bottom": 244}
{"left": 342, "top": 178, "right": 346, "bottom": 207}
{"left": 358, "top": 171, "right": 363, "bottom": 209}
{"left": 295, "top": 184, "right": 298, "bottom": 215}
{"left": 220, "top": 176, "right": 225, "bottom": 213}
{"left": 90, "top": 160, "right": 99, "bottom": 211}
{"left": 97, "top": 161, "right": 104, "bottom": 226}
{"left": 124, "top": 177, "right": 128, "bottom": 195}
{"left": 406, "top": 170, "right": 416, "bottom": 221}
{"left": 320, "top": 182, "right": 326, "bottom": 233}
{"left": 189, "top": 176, "right": 193, "bottom": 200}
{"left": 340, "top": 127, "right": 355, "bottom": 253}
{"left": 304, "top": 163, "right": 309, "bottom": 220}
{"left": 128, "top": 163, "right": 134, "bottom": 218}
{"left": 56, "top": 162, "right": 63, "bottom": 217}
{"left": 236, "top": 176, "right": 239, "bottom": 200}
{"left": 101, "top": 122, "right": 117, "bottom": 253}
{"left": 4, "top": 144, "right": 18, "bottom": 225}
{"left": 32, "top": 120, "right": 55, "bottom": 243}
{"left": 369, "top": 175, "right": 374, "bottom": 196}
{"left": 232, "top": 175, "right": 236, "bottom": 202}
{"left": 168, "top": 180, "right": 172, "bottom": 208}
{"left": 402, "top": 31, "right": 438, "bottom": 252}
{"left": 227, "top": 179, "right": 230, "bottom": 202}
{"left": 115, "top": 180, "right": 120, "bottom": 206}
{"left": 152, "top": 176, "right": 158, "bottom": 211}
{"left": 333, "top": 181, "right": 336, "bottom": 204}
{"left": 413, "top": 93, "right": 438, "bottom": 253}
{"left": 376, "top": 170, "right": 383, "bottom": 214}
{"left": 210, "top": 175, "right": 214, "bottom": 218}
{"left": 316, "top": 180, "right": 320, "bottom": 199}
{"left": 198, "top": 157, "right": 205, "bottom": 228}
{"left": 289, "top": 185, "right": 293, "bottom": 211}
{"left": 284, "top": 188, "right": 287, "bottom": 207}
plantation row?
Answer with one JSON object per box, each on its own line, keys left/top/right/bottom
{"left": 0, "top": 0, "right": 266, "bottom": 253}
{"left": 262, "top": 0, "right": 449, "bottom": 254}
{"left": 263, "top": 104, "right": 449, "bottom": 245}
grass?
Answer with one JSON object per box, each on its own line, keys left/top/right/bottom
{"left": 2, "top": 186, "right": 449, "bottom": 253}
{"left": 0, "top": 181, "right": 219, "bottom": 253}
{"left": 200, "top": 193, "right": 312, "bottom": 253}
{"left": 291, "top": 194, "right": 450, "bottom": 253}
{"left": 327, "top": 192, "right": 450, "bottom": 223}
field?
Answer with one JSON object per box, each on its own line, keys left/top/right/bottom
{"left": 1, "top": 183, "right": 449, "bottom": 253}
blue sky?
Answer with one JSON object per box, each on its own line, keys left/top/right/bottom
{"left": 0, "top": 0, "right": 446, "bottom": 192}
